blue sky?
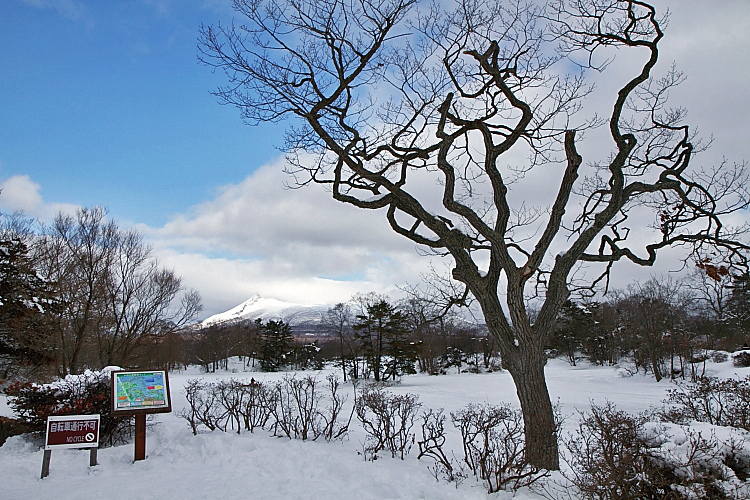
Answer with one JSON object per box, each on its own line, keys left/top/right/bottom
{"left": 0, "top": 0, "right": 284, "bottom": 226}
{"left": 1, "top": 0, "right": 749, "bottom": 319}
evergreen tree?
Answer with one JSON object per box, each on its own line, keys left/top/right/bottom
{"left": 353, "top": 300, "right": 416, "bottom": 381}
{"left": 353, "top": 301, "right": 389, "bottom": 381}
{"left": 726, "top": 273, "right": 750, "bottom": 346}
{"left": 383, "top": 307, "right": 418, "bottom": 379}
{"left": 0, "top": 239, "right": 59, "bottom": 379}
{"left": 548, "top": 300, "right": 593, "bottom": 366}
{"left": 258, "top": 320, "right": 293, "bottom": 372}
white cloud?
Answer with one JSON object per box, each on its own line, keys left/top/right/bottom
{"left": 146, "top": 0, "right": 750, "bottom": 317}
{"left": 145, "top": 157, "right": 434, "bottom": 317}
{"left": 155, "top": 249, "right": 400, "bottom": 318}
{"left": 5, "top": 0, "right": 748, "bottom": 321}
{"left": 0, "top": 175, "right": 78, "bottom": 220}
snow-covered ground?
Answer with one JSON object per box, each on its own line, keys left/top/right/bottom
{"left": 1, "top": 357, "right": 749, "bottom": 499}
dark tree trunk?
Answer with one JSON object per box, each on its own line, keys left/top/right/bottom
{"left": 504, "top": 344, "right": 559, "bottom": 471}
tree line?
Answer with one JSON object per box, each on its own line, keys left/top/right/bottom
{"left": 182, "top": 293, "right": 498, "bottom": 380}
{"left": 547, "top": 272, "right": 750, "bottom": 380}
{"left": 184, "top": 273, "right": 749, "bottom": 383}
{"left": 3, "top": 206, "right": 747, "bottom": 385}
{"left": 0, "top": 207, "right": 202, "bottom": 380}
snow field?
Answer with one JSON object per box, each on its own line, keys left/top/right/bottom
{"left": 1, "top": 357, "right": 749, "bottom": 499}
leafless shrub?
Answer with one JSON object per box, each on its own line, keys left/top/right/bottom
{"left": 269, "top": 374, "right": 352, "bottom": 441}
{"left": 451, "top": 403, "right": 548, "bottom": 493}
{"left": 271, "top": 374, "right": 320, "bottom": 440}
{"left": 417, "top": 408, "right": 467, "bottom": 485}
{"left": 661, "top": 376, "right": 750, "bottom": 431}
{"left": 178, "top": 379, "right": 224, "bottom": 434}
{"left": 178, "top": 378, "right": 272, "bottom": 434}
{"left": 216, "top": 379, "right": 248, "bottom": 434}
{"left": 319, "top": 374, "right": 354, "bottom": 441}
{"left": 178, "top": 375, "right": 351, "bottom": 441}
{"left": 238, "top": 380, "right": 275, "bottom": 433}
{"left": 355, "top": 385, "right": 421, "bottom": 460}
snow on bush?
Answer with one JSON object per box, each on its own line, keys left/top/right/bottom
{"left": 565, "top": 402, "right": 750, "bottom": 499}
{"left": 5, "top": 366, "right": 132, "bottom": 446}
{"left": 733, "top": 350, "right": 750, "bottom": 368}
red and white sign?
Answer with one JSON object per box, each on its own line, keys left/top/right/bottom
{"left": 45, "top": 414, "right": 100, "bottom": 450}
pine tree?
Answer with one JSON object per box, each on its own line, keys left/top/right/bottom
{"left": 353, "top": 301, "right": 389, "bottom": 381}
{"left": 258, "top": 320, "right": 293, "bottom": 372}
{"left": 383, "top": 308, "right": 417, "bottom": 379}
{"left": 0, "top": 239, "right": 59, "bottom": 378}
{"left": 353, "top": 300, "right": 416, "bottom": 381}
{"left": 548, "top": 300, "right": 593, "bottom": 366}
{"left": 726, "top": 273, "right": 750, "bottom": 346}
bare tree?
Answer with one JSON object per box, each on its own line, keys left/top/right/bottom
{"left": 36, "top": 207, "right": 119, "bottom": 375}
{"left": 617, "top": 276, "right": 692, "bottom": 381}
{"left": 98, "top": 229, "right": 202, "bottom": 367}
{"left": 324, "top": 302, "right": 355, "bottom": 381}
{"left": 34, "top": 207, "right": 202, "bottom": 373}
{"left": 199, "top": 0, "right": 750, "bottom": 468}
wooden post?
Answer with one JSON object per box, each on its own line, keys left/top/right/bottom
{"left": 89, "top": 448, "right": 98, "bottom": 467}
{"left": 134, "top": 414, "right": 146, "bottom": 461}
{"left": 41, "top": 449, "right": 52, "bottom": 479}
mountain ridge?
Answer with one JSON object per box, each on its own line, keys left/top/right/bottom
{"left": 200, "top": 294, "right": 330, "bottom": 327}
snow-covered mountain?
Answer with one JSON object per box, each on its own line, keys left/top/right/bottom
{"left": 200, "top": 294, "right": 330, "bottom": 327}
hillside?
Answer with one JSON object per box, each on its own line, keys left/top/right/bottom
{"left": 200, "top": 294, "right": 330, "bottom": 328}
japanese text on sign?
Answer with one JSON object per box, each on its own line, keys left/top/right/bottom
{"left": 45, "top": 414, "right": 100, "bottom": 450}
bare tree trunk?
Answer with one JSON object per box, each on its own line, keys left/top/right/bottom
{"left": 502, "top": 340, "right": 559, "bottom": 470}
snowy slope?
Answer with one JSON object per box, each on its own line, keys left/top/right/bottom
{"left": 200, "top": 294, "right": 329, "bottom": 327}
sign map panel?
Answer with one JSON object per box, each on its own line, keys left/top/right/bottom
{"left": 112, "top": 370, "right": 172, "bottom": 414}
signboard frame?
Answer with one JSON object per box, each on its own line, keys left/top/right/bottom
{"left": 110, "top": 369, "right": 172, "bottom": 416}
{"left": 44, "top": 414, "right": 100, "bottom": 450}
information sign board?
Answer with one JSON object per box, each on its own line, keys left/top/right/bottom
{"left": 111, "top": 370, "right": 172, "bottom": 415}
{"left": 45, "top": 414, "right": 100, "bottom": 450}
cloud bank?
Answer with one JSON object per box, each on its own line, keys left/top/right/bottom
{"left": 144, "top": 158, "right": 434, "bottom": 317}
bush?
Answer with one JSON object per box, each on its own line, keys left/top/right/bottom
{"left": 711, "top": 351, "right": 729, "bottom": 364}
{"left": 178, "top": 378, "right": 277, "bottom": 434}
{"left": 417, "top": 408, "right": 467, "bottom": 485}
{"left": 451, "top": 403, "right": 547, "bottom": 493}
{"left": 417, "top": 403, "right": 549, "bottom": 493}
{"left": 566, "top": 403, "right": 681, "bottom": 499}
{"left": 355, "top": 385, "right": 420, "bottom": 460}
{"left": 565, "top": 402, "right": 750, "bottom": 499}
{"left": 661, "top": 376, "right": 750, "bottom": 431}
{"left": 270, "top": 374, "right": 351, "bottom": 441}
{"left": 733, "top": 351, "right": 750, "bottom": 368}
{"left": 177, "top": 374, "right": 351, "bottom": 441}
{"left": 6, "top": 368, "right": 132, "bottom": 447}
{"left": 179, "top": 379, "right": 228, "bottom": 433}
{"left": 0, "top": 416, "right": 32, "bottom": 447}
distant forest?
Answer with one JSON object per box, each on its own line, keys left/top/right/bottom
{"left": 2, "top": 208, "right": 749, "bottom": 383}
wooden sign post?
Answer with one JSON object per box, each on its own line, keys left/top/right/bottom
{"left": 41, "top": 414, "right": 100, "bottom": 479}
{"left": 111, "top": 370, "right": 172, "bottom": 462}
